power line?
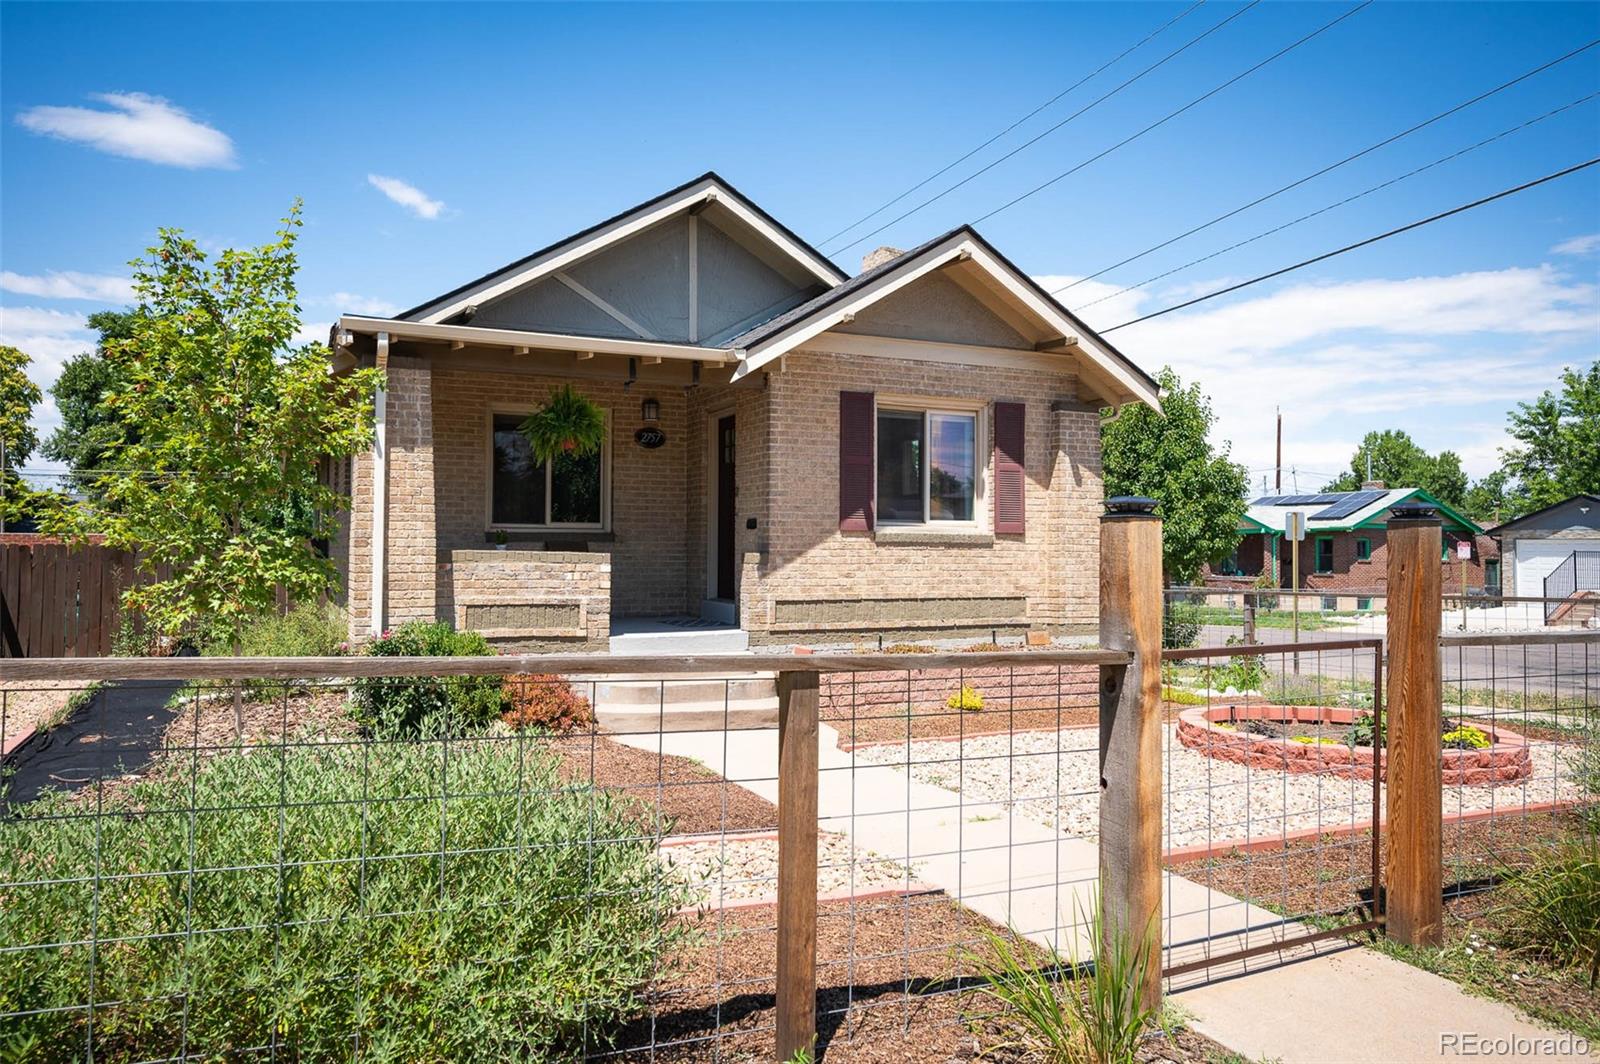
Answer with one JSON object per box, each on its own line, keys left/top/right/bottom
{"left": 1100, "top": 156, "right": 1600, "bottom": 332}
{"left": 1076, "top": 91, "right": 1599, "bottom": 311}
{"left": 827, "top": 0, "right": 1266, "bottom": 255}
{"left": 816, "top": 1, "right": 1209, "bottom": 248}
{"left": 1053, "top": 37, "right": 1600, "bottom": 296}
{"left": 965, "top": 1, "right": 1374, "bottom": 229}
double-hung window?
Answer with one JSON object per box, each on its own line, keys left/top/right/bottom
{"left": 1314, "top": 535, "right": 1335, "bottom": 574}
{"left": 875, "top": 406, "right": 978, "bottom": 524}
{"left": 489, "top": 412, "right": 607, "bottom": 529}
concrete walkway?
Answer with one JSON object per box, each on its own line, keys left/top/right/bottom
{"left": 613, "top": 722, "right": 1595, "bottom": 1063}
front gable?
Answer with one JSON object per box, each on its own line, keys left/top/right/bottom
{"left": 833, "top": 272, "right": 1030, "bottom": 349}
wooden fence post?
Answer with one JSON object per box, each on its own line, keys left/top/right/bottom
{"left": 775, "top": 669, "right": 819, "bottom": 1061}
{"left": 1384, "top": 501, "right": 1443, "bottom": 947}
{"left": 1098, "top": 496, "right": 1164, "bottom": 1008}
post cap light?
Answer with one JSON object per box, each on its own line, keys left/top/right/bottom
{"left": 641, "top": 397, "right": 660, "bottom": 423}
{"left": 1105, "top": 496, "right": 1159, "bottom": 517}
{"left": 1388, "top": 501, "right": 1439, "bottom": 523}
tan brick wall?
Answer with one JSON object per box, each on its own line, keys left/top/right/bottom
{"left": 429, "top": 366, "right": 689, "bottom": 618}
{"left": 444, "top": 548, "right": 609, "bottom": 650}
{"left": 745, "top": 347, "right": 1101, "bottom": 644}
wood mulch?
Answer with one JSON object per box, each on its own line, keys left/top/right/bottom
{"left": 1168, "top": 809, "right": 1599, "bottom": 1040}
{"left": 605, "top": 894, "right": 1233, "bottom": 1062}
{"left": 548, "top": 732, "right": 779, "bottom": 835}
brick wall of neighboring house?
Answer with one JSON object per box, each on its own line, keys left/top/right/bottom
{"left": 743, "top": 346, "right": 1102, "bottom": 646}
{"left": 1205, "top": 529, "right": 1496, "bottom": 597}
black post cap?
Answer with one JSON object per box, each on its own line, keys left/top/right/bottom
{"left": 1104, "top": 495, "right": 1159, "bottom": 518}
{"left": 1388, "top": 501, "right": 1440, "bottom": 524}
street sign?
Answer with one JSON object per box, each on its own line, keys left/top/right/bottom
{"left": 1285, "top": 511, "right": 1307, "bottom": 541}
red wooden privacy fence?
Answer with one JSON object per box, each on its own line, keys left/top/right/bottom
{"left": 0, "top": 536, "right": 157, "bottom": 658}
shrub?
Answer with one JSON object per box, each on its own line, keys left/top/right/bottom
{"left": 0, "top": 740, "right": 694, "bottom": 1059}
{"left": 1496, "top": 830, "right": 1600, "bottom": 983}
{"left": 1565, "top": 725, "right": 1600, "bottom": 829}
{"left": 1441, "top": 724, "right": 1490, "bottom": 750}
{"left": 1162, "top": 601, "right": 1202, "bottom": 650}
{"left": 1345, "top": 711, "right": 1383, "bottom": 748}
{"left": 1212, "top": 646, "right": 1266, "bottom": 694}
{"left": 201, "top": 602, "right": 349, "bottom": 699}
{"left": 351, "top": 621, "right": 506, "bottom": 739}
{"left": 504, "top": 673, "right": 594, "bottom": 733}
{"left": 947, "top": 685, "right": 985, "bottom": 712}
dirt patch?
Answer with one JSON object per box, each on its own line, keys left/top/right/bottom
{"left": 0, "top": 680, "right": 90, "bottom": 751}
{"left": 606, "top": 895, "right": 1229, "bottom": 1062}
{"left": 549, "top": 734, "right": 779, "bottom": 836}
{"left": 819, "top": 665, "right": 1102, "bottom": 748}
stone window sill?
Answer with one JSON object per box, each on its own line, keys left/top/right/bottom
{"left": 874, "top": 527, "right": 995, "bottom": 547}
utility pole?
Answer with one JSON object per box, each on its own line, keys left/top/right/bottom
{"left": 1275, "top": 408, "right": 1282, "bottom": 492}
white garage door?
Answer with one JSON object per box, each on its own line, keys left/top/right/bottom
{"left": 1515, "top": 538, "right": 1600, "bottom": 597}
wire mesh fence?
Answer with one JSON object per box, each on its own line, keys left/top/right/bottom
{"left": 1436, "top": 631, "right": 1599, "bottom": 933}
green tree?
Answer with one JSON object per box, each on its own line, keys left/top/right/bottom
{"left": 1501, "top": 361, "right": 1599, "bottom": 512}
{"left": 42, "top": 310, "right": 138, "bottom": 492}
{"left": 1102, "top": 367, "right": 1248, "bottom": 584}
{"left": 42, "top": 205, "right": 383, "bottom": 653}
{"left": 0, "top": 344, "right": 44, "bottom": 527}
{"left": 1462, "top": 468, "right": 1516, "bottom": 526}
{"left": 1324, "top": 429, "right": 1468, "bottom": 508}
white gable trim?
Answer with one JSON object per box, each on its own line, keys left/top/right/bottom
{"left": 410, "top": 177, "right": 842, "bottom": 325}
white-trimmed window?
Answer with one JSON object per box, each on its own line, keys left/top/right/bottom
{"left": 875, "top": 403, "right": 981, "bottom": 525}
{"left": 488, "top": 411, "right": 609, "bottom": 529}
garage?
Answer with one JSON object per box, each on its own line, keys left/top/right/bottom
{"left": 1512, "top": 537, "right": 1600, "bottom": 599}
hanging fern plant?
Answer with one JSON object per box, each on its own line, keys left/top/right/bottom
{"left": 519, "top": 385, "right": 606, "bottom": 464}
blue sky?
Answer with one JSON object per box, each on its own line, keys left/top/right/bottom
{"left": 3, "top": 1, "right": 1597, "bottom": 488}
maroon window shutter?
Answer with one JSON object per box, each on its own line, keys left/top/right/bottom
{"left": 839, "top": 391, "right": 875, "bottom": 531}
{"left": 993, "top": 401, "right": 1026, "bottom": 534}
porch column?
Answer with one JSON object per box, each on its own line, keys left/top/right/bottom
{"left": 370, "top": 332, "right": 389, "bottom": 637}
{"left": 380, "top": 351, "right": 440, "bottom": 626}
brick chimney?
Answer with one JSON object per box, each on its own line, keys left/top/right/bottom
{"left": 1361, "top": 480, "right": 1387, "bottom": 490}
{"left": 861, "top": 246, "right": 904, "bottom": 272}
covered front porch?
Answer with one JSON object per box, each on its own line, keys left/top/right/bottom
{"left": 335, "top": 325, "right": 768, "bottom": 652}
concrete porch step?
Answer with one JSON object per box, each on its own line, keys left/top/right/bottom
{"left": 589, "top": 671, "right": 778, "bottom": 733}
{"left": 608, "top": 618, "right": 751, "bottom": 656}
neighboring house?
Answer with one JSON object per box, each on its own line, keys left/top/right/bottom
{"left": 1204, "top": 485, "right": 1493, "bottom": 608}
{"left": 1485, "top": 494, "right": 1600, "bottom": 616}
{"left": 328, "top": 173, "right": 1160, "bottom": 651}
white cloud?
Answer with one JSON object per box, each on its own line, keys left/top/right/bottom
{"left": 294, "top": 321, "right": 333, "bottom": 346}
{"left": 325, "top": 292, "right": 399, "bottom": 316}
{"left": 15, "top": 92, "right": 236, "bottom": 169}
{"left": 0, "top": 269, "right": 133, "bottom": 303}
{"left": 0, "top": 306, "right": 95, "bottom": 461}
{"left": 1058, "top": 264, "right": 1599, "bottom": 482}
{"left": 1552, "top": 233, "right": 1600, "bottom": 255}
{"left": 367, "top": 174, "right": 445, "bottom": 220}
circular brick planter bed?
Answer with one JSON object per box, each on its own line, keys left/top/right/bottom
{"left": 1176, "top": 704, "right": 1534, "bottom": 786}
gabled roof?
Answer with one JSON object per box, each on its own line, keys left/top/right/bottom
{"left": 728, "top": 225, "right": 1161, "bottom": 409}
{"left": 1241, "top": 488, "right": 1484, "bottom": 535}
{"left": 397, "top": 171, "right": 847, "bottom": 324}
{"left": 1484, "top": 493, "right": 1600, "bottom": 536}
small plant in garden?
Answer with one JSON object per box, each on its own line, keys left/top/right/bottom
{"left": 1290, "top": 735, "right": 1341, "bottom": 746}
{"left": 1162, "top": 601, "right": 1203, "bottom": 650}
{"left": 1440, "top": 724, "right": 1491, "bottom": 750}
{"left": 1345, "top": 711, "right": 1383, "bottom": 748}
{"left": 1211, "top": 641, "right": 1266, "bottom": 693}
{"left": 1495, "top": 830, "right": 1600, "bottom": 989}
{"left": 351, "top": 621, "right": 506, "bottom": 739}
{"left": 503, "top": 674, "right": 594, "bottom": 733}
{"left": 966, "top": 902, "right": 1160, "bottom": 1064}
{"left": 947, "top": 685, "right": 985, "bottom": 712}
{"left": 1564, "top": 724, "right": 1600, "bottom": 829}
{"left": 519, "top": 383, "right": 606, "bottom": 463}
{"left": 883, "top": 643, "right": 936, "bottom": 654}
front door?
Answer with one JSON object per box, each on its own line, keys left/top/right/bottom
{"left": 715, "top": 414, "right": 737, "bottom": 600}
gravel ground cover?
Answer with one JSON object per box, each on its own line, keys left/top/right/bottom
{"left": 606, "top": 895, "right": 1234, "bottom": 1062}
{"left": 0, "top": 680, "right": 87, "bottom": 749}
{"left": 661, "top": 832, "right": 917, "bottom": 908}
{"left": 852, "top": 725, "right": 1587, "bottom": 850}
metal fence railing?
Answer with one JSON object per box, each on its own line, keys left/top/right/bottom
{"left": 1543, "top": 550, "right": 1600, "bottom": 621}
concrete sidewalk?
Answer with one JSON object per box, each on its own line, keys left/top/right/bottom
{"left": 614, "top": 723, "right": 1594, "bottom": 1063}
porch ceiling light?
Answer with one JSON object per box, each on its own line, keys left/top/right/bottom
{"left": 641, "top": 397, "right": 660, "bottom": 423}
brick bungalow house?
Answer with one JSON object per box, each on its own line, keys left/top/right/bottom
{"left": 1205, "top": 486, "right": 1494, "bottom": 608}
{"left": 328, "top": 173, "right": 1160, "bottom": 651}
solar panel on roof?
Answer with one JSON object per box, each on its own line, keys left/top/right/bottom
{"left": 1254, "top": 493, "right": 1346, "bottom": 507}
{"left": 1312, "top": 490, "right": 1387, "bottom": 520}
